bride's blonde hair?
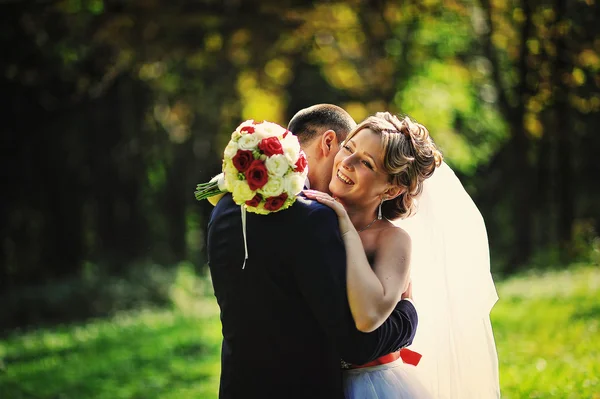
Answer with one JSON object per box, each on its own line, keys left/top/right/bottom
{"left": 344, "top": 112, "right": 443, "bottom": 219}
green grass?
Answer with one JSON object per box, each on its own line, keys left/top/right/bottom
{"left": 1, "top": 265, "right": 599, "bottom": 398}
{"left": 492, "top": 264, "right": 600, "bottom": 398}
{"left": 0, "top": 305, "right": 222, "bottom": 399}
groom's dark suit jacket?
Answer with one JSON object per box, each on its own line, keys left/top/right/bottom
{"left": 207, "top": 194, "right": 418, "bottom": 399}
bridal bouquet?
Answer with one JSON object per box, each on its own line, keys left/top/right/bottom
{"left": 195, "top": 120, "right": 308, "bottom": 214}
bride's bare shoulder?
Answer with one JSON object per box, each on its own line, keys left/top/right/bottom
{"left": 368, "top": 224, "right": 412, "bottom": 274}
{"left": 375, "top": 223, "right": 412, "bottom": 250}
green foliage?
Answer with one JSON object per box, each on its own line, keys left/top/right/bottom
{"left": 2, "top": 0, "right": 599, "bottom": 311}
{"left": 397, "top": 60, "right": 508, "bottom": 174}
{"left": 1, "top": 265, "right": 599, "bottom": 398}
{"left": 0, "top": 263, "right": 209, "bottom": 331}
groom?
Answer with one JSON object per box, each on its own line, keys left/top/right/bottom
{"left": 207, "top": 104, "right": 418, "bottom": 399}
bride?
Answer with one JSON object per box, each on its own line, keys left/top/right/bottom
{"left": 305, "top": 112, "right": 499, "bottom": 398}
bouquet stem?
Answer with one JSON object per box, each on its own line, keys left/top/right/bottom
{"left": 195, "top": 182, "right": 224, "bottom": 201}
{"left": 195, "top": 173, "right": 226, "bottom": 201}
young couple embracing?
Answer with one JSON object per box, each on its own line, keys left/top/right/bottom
{"left": 206, "top": 104, "right": 500, "bottom": 399}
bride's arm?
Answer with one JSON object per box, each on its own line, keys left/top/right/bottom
{"left": 304, "top": 190, "right": 412, "bottom": 333}
{"left": 343, "top": 226, "right": 411, "bottom": 332}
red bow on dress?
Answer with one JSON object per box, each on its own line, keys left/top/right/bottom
{"left": 399, "top": 348, "right": 422, "bottom": 366}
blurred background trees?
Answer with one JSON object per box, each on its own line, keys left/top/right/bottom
{"left": 1, "top": 0, "right": 598, "bottom": 329}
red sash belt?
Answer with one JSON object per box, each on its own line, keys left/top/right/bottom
{"left": 350, "top": 348, "right": 422, "bottom": 369}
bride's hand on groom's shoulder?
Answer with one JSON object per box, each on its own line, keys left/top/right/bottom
{"left": 303, "top": 190, "right": 353, "bottom": 236}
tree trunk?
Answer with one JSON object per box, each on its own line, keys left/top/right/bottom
{"left": 553, "top": 0, "right": 574, "bottom": 260}
{"left": 536, "top": 114, "right": 554, "bottom": 250}
{"left": 507, "top": 0, "right": 535, "bottom": 271}
{"left": 509, "top": 128, "right": 535, "bottom": 270}
{"left": 166, "top": 144, "right": 189, "bottom": 263}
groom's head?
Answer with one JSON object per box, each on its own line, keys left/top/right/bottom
{"left": 288, "top": 104, "right": 356, "bottom": 192}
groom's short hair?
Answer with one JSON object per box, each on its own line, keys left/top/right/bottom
{"left": 287, "top": 104, "right": 356, "bottom": 146}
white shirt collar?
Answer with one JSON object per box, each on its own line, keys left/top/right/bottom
{"left": 304, "top": 177, "right": 311, "bottom": 189}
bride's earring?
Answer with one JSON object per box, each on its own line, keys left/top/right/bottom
{"left": 378, "top": 198, "right": 384, "bottom": 220}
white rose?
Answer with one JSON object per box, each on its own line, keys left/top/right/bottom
{"left": 259, "top": 175, "right": 284, "bottom": 197}
{"left": 231, "top": 130, "right": 242, "bottom": 141}
{"left": 223, "top": 140, "right": 239, "bottom": 159}
{"left": 282, "top": 130, "right": 300, "bottom": 148}
{"left": 237, "top": 133, "right": 260, "bottom": 150}
{"left": 231, "top": 180, "right": 255, "bottom": 203}
{"left": 236, "top": 119, "right": 254, "bottom": 134}
{"left": 284, "top": 174, "right": 305, "bottom": 195}
{"left": 265, "top": 154, "right": 290, "bottom": 177}
{"left": 283, "top": 145, "right": 300, "bottom": 166}
{"left": 252, "top": 124, "right": 271, "bottom": 140}
{"left": 257, "top": 121, "right": 284, "bottom": 138}
{"left": 280, "top": 133, "right": 301, "bottom": 163}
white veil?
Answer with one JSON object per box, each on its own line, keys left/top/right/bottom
{"left": 393, "top": 162, "right": 501, "bottom": 398}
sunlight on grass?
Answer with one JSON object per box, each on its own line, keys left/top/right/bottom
{"left": 0, "top": 307, "right": 222, "bottom": 399}
{"left": 1, "top": 265, "right": 599, "bottom": 398}
{"left": 491, "top": 265, "right": 600, "bottom": 398}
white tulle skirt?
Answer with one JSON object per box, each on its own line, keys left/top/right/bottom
{"left": 343, "top": 359, "right": 434, "bottom": 399}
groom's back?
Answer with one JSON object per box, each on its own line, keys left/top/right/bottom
{"left": 207, "top": 194, "right": 346, "bottom": 399}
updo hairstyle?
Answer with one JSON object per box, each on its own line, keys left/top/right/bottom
{"left": 344, "top": 112, "right": 443, "bottom": 219}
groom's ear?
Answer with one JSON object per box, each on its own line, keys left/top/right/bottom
{"left": 320, "top": 129, "right": 338, "bottom": 157}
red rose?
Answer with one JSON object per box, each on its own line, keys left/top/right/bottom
{"left": 258, "top": 137, "right": 284, "bottom": 156}
{"left": 232, "top": 150, "right": 254, "bottom": 172}
{"left": 245, "top": 194, "right": 262, "bottom": 207}
{"left": 245, "top": 159, "right": 269, "bottom": 190}
{"left": 295, "top": 153, "right": 307, "bottom": 173}
{"left": 264, "top": 193, "right": 289, "bottom": 211}
{"left": 241, "top": 125, "right": 255, "bottom": 134}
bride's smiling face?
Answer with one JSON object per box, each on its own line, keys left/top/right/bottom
{"left": 329, "top": 129, "right": 391, "bottom": 206}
